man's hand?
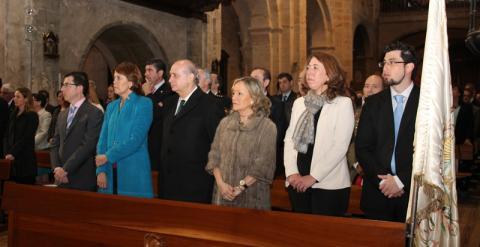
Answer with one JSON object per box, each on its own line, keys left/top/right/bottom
{"left": 4, "top": 154, "right": 14, "bottom": 160}
{"left": 378, "top": 174, "right": 402, "bottom": 198}
{"left": 54, "top": 167, "right": 69, "bottom": 184}
{"left": 355, "top": 164, "right": 364, "bottom": 176}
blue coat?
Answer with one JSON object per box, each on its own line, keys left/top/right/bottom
{"left": 96, "top": 93, "right": 153, "bottom": 198}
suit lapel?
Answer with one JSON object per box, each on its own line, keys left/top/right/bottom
{"left": 382, "top": 89, "right": 395, "bottom": 143}
{"left": 174, "top": 88, "right": 202, "bottom": 121}
{"left": 398, "top": 85, "right": 420, "bottom": 138}
{"left": 66, "top": 101, "right": 87, "bottom": 138}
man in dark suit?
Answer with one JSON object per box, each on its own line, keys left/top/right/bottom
{"left": 251, "top": 67, "right": 286, "bottom": 177}
{"left": 275, "top": 72, "right": 297, "bottom": 126}
{"left": 1, "top": 83, "right": 16, "bottom": 113}
{"left": 356, "top": 41, "right": 420, "bottom": 222}
{"left": 0, "top": 97, "right": 8, "bottom": 156}
{"left": 159, "top": 59, "right": 223, "bottom": 203}
{"left": 144, "top": 59, "right": 174, "bottom": 171}
{"left": 50, "top": 72, "right": 103, "bottom": 191}
{"left": 274, "top": 72, "right": 297, "bottom": 177}
{"left": 198, "top": 68, "right": 231, "bottom": 113}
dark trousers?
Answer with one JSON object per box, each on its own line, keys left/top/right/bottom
{"left": 288, "top": 186, "right": 350, "bottom": 216}
{"left": 364, "top": 196, "right": 408, "bottom": 222}
{"left": 12, "top": 176, "right": 36, "bottom": 185}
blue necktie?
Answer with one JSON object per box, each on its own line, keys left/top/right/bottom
{"left": 391, "top": 95, "right": 404, "bottom": 175}
{"left": 67, "top": 106, "right": 77, "bottom": 128}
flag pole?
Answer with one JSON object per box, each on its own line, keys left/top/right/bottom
{"left": 406, "top": 175, "right": 420, "bottom": 247}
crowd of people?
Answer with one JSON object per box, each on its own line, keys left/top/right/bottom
{"left": 0, "top": 40, "right": 479, "bottom": 223}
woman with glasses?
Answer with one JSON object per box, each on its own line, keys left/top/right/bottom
{"left": 4, "top": 87, "right": 39, "bottom": 184}
{"left": 95, "top": 62, "right": 153, "bottom": 198}
{"left": 283, "top": 52, "right": 354, "bottom": 216}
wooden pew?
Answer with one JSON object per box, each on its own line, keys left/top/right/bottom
{"left": 0, "top": 159, "right": 11, "bottom": 227}
{"left": 2, "top": 182, "right": 405, "bottom": 246}
{"left": 35, "top": 151, "right": 51, "bottom": 169}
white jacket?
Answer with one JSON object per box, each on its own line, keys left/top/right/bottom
{"left": 35, "top": 108, "right": 52, "bottom": 150}
{"left": 284, "top": 96, "right": 354, "bottom": 189}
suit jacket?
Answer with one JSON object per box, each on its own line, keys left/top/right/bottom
{"left": 146, "top": 82, "right": 174, "bottom": 171}
{"left": 5, "top": 110, "right": 38, "bottom": 178}
{"left": 208, "top": 91, "right": 232, "bottom": 112}
{"left": 159, "top": 88, "right": 223, "bottom": 203}
{"left": 455, "top": 102, "right": 474, "bottom": 145}
{"left": 284, "top": 96, "right": 354, "bottom": 189}
{"left": 50, "top": 100, "right": 103, "bottom": 191}
{"left": 355, "top": 86, "right": 420, "bottom": 216}
{"left": 268, "top": 95, "right": 287, "bottom": 174}
{"left": 0, "top": 98, "right": 9, "bottom": 155}
{"left": 275, "top": 91, "right": 297, "bottom": 127}
{"left": 97, "top": 94, "right": 153, "bottom": 198}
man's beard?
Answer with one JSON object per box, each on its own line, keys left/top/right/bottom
{"left": 383, "top": 72, "right": 405, "bottom": 86}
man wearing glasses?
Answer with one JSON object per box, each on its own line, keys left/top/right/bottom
{"left": 356, "top": 41, "right": 420, "bottom": 222}
{"left": 50, "top": 72, "right": 103, "bottom": 191}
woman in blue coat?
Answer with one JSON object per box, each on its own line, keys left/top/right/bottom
{"left": 96, "top": 62, "right": 153, "bottom": 198}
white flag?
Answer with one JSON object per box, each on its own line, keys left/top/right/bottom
{"left": 406, "top": 0, "right": 460, "bottom": 246}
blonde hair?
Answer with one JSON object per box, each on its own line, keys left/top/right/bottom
{"left": 231, "top": 76, "right": 271, "bottom": 117}
{"left": 88, "top": 80, "right": 101, "bottom": 104}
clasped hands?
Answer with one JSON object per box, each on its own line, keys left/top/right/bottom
{"left": 287, "top": 174, "right": 317, "bottom": 192}
{"left": 218, "top": 181, "right": 245, "bottom": 201}
{"left": 53, "top": 167, "right": 69, "bottom": 184}
{"left": 378, "top": 174, "right": 404, "bottom": 198}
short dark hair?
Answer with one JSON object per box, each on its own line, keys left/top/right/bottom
{"left": 32, "top": 93, "right": 47, "bottom": 108}
{"left": 277, "top": 72, "right": 293, "bottom": 81}
{"left": 38, "top": 89, "right": 49, "bottom": 100}
{"left": 251, "top": 67, "right": 271, "bottom": 81}
{"left": 383, "top": 41, "right": 418, "bottom": 78}
{"left": 115, "top": 62, "right": 144, "bottom": 95}
{"left": 64, "top": 71, "right": 89, "bottom": 97}
{"left": 146, "top": 58, "right": 167, "bottom": 80}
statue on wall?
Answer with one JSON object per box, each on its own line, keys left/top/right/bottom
{"left": 43, "top": 31, "right": 59, "bottom": 58}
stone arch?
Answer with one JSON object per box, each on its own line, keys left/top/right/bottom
{"left": 221, "top": 3, "right": 244, "bottom": 95}
{"left": 352, "top": 24, "right": 371, "bottom": 90}
{"left": 79, "top": 22, "right": 168, "bottom": 100}
{"left": 307, "top": 0, "right": 334, "bottom": 54}
{"left": 392, "top": 28, "right": 480, "bottom": 84}
{"left": 221, "top": 0, "right": 281, "bottom": 94}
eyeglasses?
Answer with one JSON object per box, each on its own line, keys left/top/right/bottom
{"left": 61, "top": 82, "right": 77, "bottom": 88}
{"left": 378, "top": 61, "right": 408, "bottom": 68}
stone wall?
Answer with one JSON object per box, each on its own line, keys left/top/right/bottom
{"left": 0, "top": 0, "right": 213, "bottom": 100}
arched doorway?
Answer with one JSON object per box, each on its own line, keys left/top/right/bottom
{"left": 397, "top": 28, "right": 480, "bottom": 85}
{"left": 307, "top": 0, "right": 334, "bottom": 55}
{"left": 352, "top": 25, "right": 370, "bottom": 90}
{"left": 221, "top": 3, "right": 243, "bottom": 95}
{"left": 81, "top": 23, "right": 167, "bottom": 100}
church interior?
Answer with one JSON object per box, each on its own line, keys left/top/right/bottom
{"left": 0, "top": 0, "right": 479, "bottom": 246}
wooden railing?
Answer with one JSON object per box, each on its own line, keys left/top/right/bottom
{"left": 1, "top": 182, "right": 405, "bottom": 246}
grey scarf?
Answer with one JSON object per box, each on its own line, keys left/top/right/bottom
{"left": 292, "top": 91, "right": 326, "bottom": 153}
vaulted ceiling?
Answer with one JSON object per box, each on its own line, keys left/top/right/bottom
{"left": 120, "top": 0, "right": 233, "bottom": 20}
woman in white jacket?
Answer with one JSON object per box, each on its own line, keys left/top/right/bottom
{"left": 284, "top": 52, "right": 354, "bottom": 216}
{"left": 33, "top": 93, "right": 52, "bottom": 151}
